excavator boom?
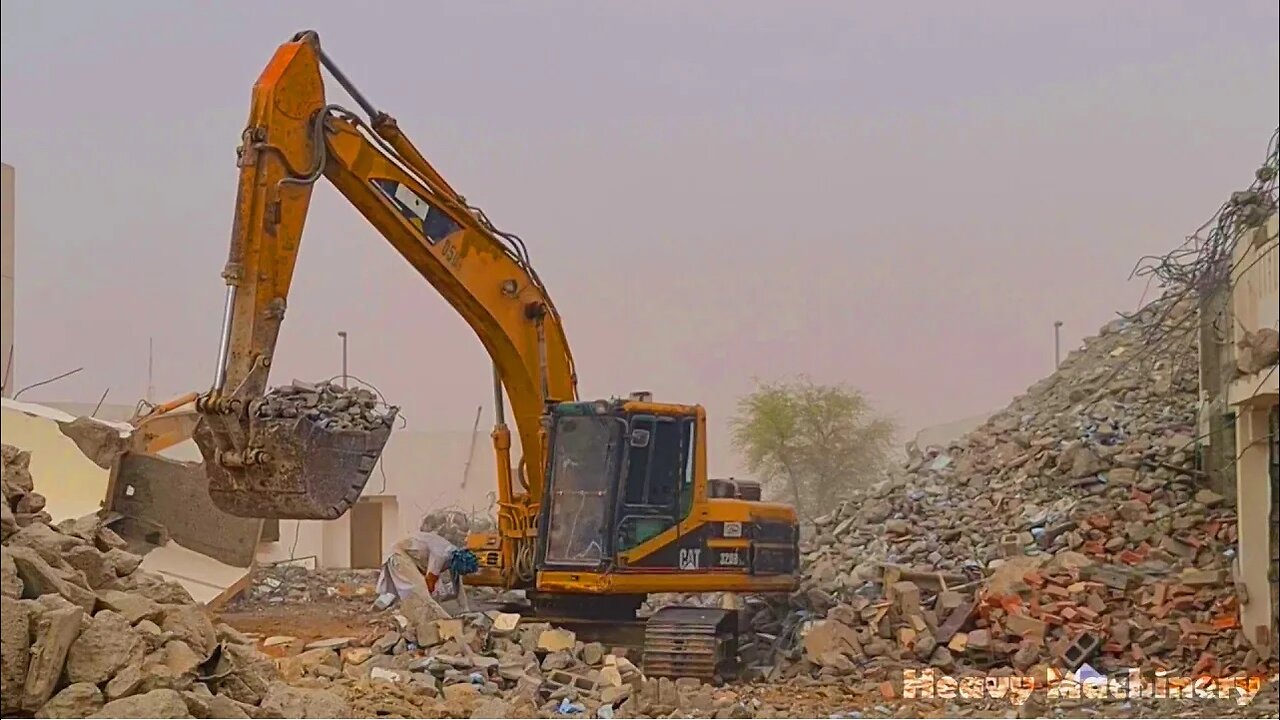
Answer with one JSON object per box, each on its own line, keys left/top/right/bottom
{"left": 196, "top": 32, "right": 576, "bottom": 525}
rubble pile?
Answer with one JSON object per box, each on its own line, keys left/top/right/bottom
{"left": 256, "top": 380, "right": 398, "bottom": 432}
{"left": 1, "top": 443, "right": 356, "bottom": 719}
{"left": 419, "top": 510, "right": 495, "bottom": 548}
{"left": 253, "top": 602, "right": 742, "bottom": 719}
{"left": 1235, "top": 327, "right": 1280, "bottom": 376}
{"left": 788, "top": 298, "right": 1275, "bottom": 684}
{"left": 236, "top": 566, "right": 381, "bottom": 608}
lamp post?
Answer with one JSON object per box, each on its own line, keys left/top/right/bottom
{"left": 337, "top": 331, "right": 348, "bottom": 388}
{"left": 1053, "top": 320, "right": 1063, "bottom": 369}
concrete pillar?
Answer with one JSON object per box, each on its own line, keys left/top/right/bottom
{"left": 321, "top": 513, "right": 353, "bottom": 569}
{"left": 1234, "top": 403, "right": 1275, "bottom": 656}
{"left": 1198, "top": 286, "right": 1236, "bottom": 498}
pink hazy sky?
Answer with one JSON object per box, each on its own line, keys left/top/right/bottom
{"left": 2, "top": 1, "right": 1278, "bottom": 475}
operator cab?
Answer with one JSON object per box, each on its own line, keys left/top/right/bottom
{"left": 536, "top": 395, "right": 699, "bottom": 569}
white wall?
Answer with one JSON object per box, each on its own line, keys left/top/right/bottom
{"left": 1227, "top": 213, "right": 1279, "bottom": 654}
{"left": 1, "top": 163, "right": 14, "bottom": 397}
{"left": 258, "top": 495, "right": 400, "bottom": 569}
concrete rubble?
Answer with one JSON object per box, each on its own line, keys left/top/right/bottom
{"left": 242, "top": 605, "right": 748, "bottom": 719}
{"left": 238, "top": 565, "right": 383, "bottom": 608}
{"left": 769, "top": 296, "right": 1279, "bottom": 712}
{"left": 256, "top": 380, "right": 397, "bottom": 433}
{"left": 419, "top": 510, "right": 495, "bottom": 548}
{"left": 2, "top": 443, "right": 354, "bottom": 719}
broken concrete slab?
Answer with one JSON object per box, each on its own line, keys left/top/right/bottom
{"left": 22, "top": 606, "right": 85, "bottom": 712}
{"left": 801, "top": 618, "right": 861, "bottom": 661}
{"left": 6, "top": 544, "right": 96, "bottom": 611}
{"left": 87, "top": 688, "right": 191, "bottom": 719}
{"left": 107, "top": 451, "right": 262, "bottom": 568}
{"left": 1, "top": 595, "right": 31, "bottom": 714}
{"left": 490, "top": 611, "right": 521, "bottom": 635}
{"left": 1, "top": 547, "right": 21, "bottom": 598}
{"left": 58, "top": 416, "right": 130, "bottom": 470}
{"left": 105, "top": 664, "right": 146, "bottom": 701}
{"left": 161, "top": 604, "right": 218, "bottom": 659}
{"left": 97, "top": 589, "right": 164, "bottom": 624}
{"left": 258, "top": 681, "right": 353, "bottom": 718}
{"left": 66, "top": 609, "right": 147, "bottom": 684}
{"left": 537, "top": 627, "right": 576, "bottom": 652}
{"left": 36, "top": 682, "right": 104, "bottom": 719}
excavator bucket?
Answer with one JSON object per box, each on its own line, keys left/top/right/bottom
{"left": 194, "top": 410, "right": 394, "bottom": 520}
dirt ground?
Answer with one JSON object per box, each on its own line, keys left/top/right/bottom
{"left": 217, "top": 605, "right": 381, "bottom": 653}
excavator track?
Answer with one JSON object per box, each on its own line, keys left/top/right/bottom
{"left": 483, "top": 597, "right": 739, "bottom": 683}
{"left": 642, "top": 606, "right": 739, "bottom": 683}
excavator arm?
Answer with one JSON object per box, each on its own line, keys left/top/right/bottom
{"left": 197, "top": 31, "right": 577, "bottom": 524}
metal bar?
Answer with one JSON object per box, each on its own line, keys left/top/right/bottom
{"left": 1053, "top": 320, "right": 1063, "bottom": 368}
{"left": 492, "top": 364, "right": 506, "bottom": 426}
{"left": 212, "top": 284, "right": 238, "bottom": 392}
{"left": 316, "top": 47, "right": 378, "bottom": 120}
{"left": 535, "top": 316, "right": 549, "bottom": 403}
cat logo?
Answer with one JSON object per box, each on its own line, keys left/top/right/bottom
{"left": 370, "top": 179, "right": 461, "bottom": 245}
{"left": 678, "top": 548, "right": 701, "bottom": 570}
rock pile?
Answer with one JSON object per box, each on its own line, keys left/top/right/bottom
{"left": 1, "top": 443, "right": 354, "bottom": 719}
{"left": 255, "top": 380, "right": 398, "bottom": 433}
{"left": 788, "top": 297, "right": 1275, "bottom": 685}
{"left": 257, "top": 601, "right": 748, "bottom": 718}
{"left": 419, "top": 510, "right": 495, "bottom": 548}
{"left": 1235, "top": 327, "right": 1280, "bottom": 377}
{"left": 237, "top": 566, "right": 382, "bottom": 609}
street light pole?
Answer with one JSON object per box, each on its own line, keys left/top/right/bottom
{"left": 337, "top": 331, "right": 348, "bottom": 388}
{"left": 1053, "top": 320, "right": 1063, "bottom": 369}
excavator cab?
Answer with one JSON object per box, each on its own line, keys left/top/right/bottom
{"left": 538, "top": 398, "right": 696, "bottom": 571}
{"left": 534, "top": 396, "right": 800, "bottom": 590}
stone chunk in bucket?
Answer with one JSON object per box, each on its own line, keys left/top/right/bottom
{"left": 199, "top": 380, "right": 398, "bottom": 520}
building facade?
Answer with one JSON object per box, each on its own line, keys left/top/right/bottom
{"left": 1225, "top": 213, "right": 1279, "bottom": 656}
{"left": 2, "top": 163, "right": 14, "bottom": 397}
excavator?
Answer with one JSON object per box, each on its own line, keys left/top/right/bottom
{"left": 116, "top": 31, "right": 800, "bottom": 680}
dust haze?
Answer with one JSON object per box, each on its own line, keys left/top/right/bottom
{"left": 2, "top": 1, "right": 1277, "bottom": 474}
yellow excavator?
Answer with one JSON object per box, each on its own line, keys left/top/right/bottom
{"left": 126, "top": 31, "right": 799, "bottom": 679}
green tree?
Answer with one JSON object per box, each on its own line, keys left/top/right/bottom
{"left": 730, "top": 376, "right": 897, "bottom": 519}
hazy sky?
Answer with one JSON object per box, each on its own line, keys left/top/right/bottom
{"left": 3, "top": 1, "right": 1278, "bottom": 475}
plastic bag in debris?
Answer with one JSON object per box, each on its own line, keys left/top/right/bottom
{"left": 557, "top": 698, "right": 585, "bottom": 714}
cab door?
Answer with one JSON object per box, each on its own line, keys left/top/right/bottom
{"left": 615, "top": 414, "right": 697, "bottom": 570}
{"left": 541, "top": 415, "right": 624, "bottom": 569}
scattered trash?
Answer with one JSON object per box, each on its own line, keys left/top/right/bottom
{"left": 558, "top": 698, "right": 585, "bottom": 714}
